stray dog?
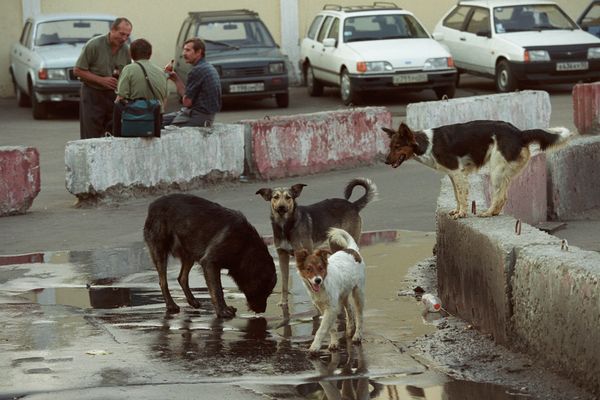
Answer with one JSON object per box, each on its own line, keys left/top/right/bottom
{"left": 383, "top": 120, "right": 575, "bottom": 218}
{"left": 143, "top": 194, "right": 277, "bottom": 318}
{"left": 256, "top": 178, "right": 376, "bottom": 306}
{"left": 294, "top": 228, "right": 365, "bottom": 354}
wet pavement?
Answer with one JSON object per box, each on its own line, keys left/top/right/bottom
{"left": 0, "top": 231, "right": 531, "bottom": 399}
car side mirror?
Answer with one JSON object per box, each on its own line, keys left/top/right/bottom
{"left": 476, "top": 30, "right": 491, "bottom": 38}
{"left": 432, "top": 32, "right": 444, "bottom": 41}
{"left": 322, "top": 38, "right": 337, "bottom": 48}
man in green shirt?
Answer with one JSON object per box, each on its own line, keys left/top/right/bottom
{"left": 74, "top": 17, "right": 132, "bottom": 139}
{"left": 115, "top": 38, "right": 168, "bottom": 111}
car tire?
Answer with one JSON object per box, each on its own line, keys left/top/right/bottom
{"left": 276, "top": 92, "right": 289, "bottom": 108}
{"left": 14, "top": 81, "right": 31, "bottom": 107}
{"left": 30, "top": 85, "right": 48, "bottom": 120}
{"left": 495, "top": 60, "right": 518, "bottom": 92}
{"left": 434, "top": 85, "right": 456, "bottom": 100}
{"left": 340, "top": 68, "right": 361, "bottom": 106}
{"left": 306, "top": 63, "right": 323, "bottom": 97}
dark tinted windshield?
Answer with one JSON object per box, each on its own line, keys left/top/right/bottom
{"left": 197, "top": 19, "right": 276, "bottom": 49}
{"left": 343, "top": 14, "right": 429, "bottom": 42}
{"left": 493, "top": 4, "right": 577, "bottom": 33}
{"left": 35, "top": 19, "right": 112, "bottom": 46}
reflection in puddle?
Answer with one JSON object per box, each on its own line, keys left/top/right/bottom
{"left": 0, "top": 232, "right": 535, "bottom": 399}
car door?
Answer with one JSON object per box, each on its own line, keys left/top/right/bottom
{"left": 309, "top": 16, "right": 334, "bottom": 82}
{"left": 301, "top": 14, "right": 324, "bottom": 64}
{"left": 460, "top": 7, "right": 495, "bottom": 75}
{"left": 12, "top": 20, "right": 33, "bottom": 92}
{"left": 436, "top": 5, "right": 473, "bottom": 70}
{"left": 319, "top": 17, "right": 342, "bottom": 84}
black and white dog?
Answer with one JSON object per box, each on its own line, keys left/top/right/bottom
{"left": 383, "top": 120, "right": 575, "bottom": 218}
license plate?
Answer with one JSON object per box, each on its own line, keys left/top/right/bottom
{"left": 556, "top": 61, "right": 588, "bottom": 71}
{"left": 393, "top": 73, "right": 428, "bottom": 85}
{"left": 229, "top": 83, "right": 265, "bottom": 93}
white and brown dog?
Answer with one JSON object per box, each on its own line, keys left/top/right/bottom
{"left": 383, "top": 120, "right": 575, "bottom": 218}
{"left": 294, "top": 228, "right": 365, "bottom": 355}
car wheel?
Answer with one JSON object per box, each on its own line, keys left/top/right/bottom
{"left": 495, "top": 60, "right": 518, "bottom": 92}
{"left": 340, "top": 69, "right": 361, "bottom": 106}
{"left": 275, "top": 92, "right": 289, "bottom": 108}
{"left": 434, "top": 85, "right": 456, "bottom": 100}
{"left": 306, "top": 63, "right": 323, "bottom": 97}
{"left": 30, "top": 84, "right": 48, "bottom": 120}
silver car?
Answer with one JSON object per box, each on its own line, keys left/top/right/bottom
{"left": 9, "top": 13, "right": 117, "bottom": 119}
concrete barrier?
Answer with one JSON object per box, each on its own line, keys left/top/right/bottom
{"left": 0, "top": 146, "right": 40, "bottom": 216}
{"left": 547, "top": 136, "right": 600, "bottom": 220}
{"left": 242, "top": 107, "right": 391, "bottom": 180}
{"left": 65, "top": 125, "right": 244, "bottom": 203}
{"left": 572, "top": 82, "right": 600, "bottom": 135}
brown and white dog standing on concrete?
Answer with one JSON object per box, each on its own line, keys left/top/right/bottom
{"left": 256, "top": 178, "right": 376, "bottom": 306}
{"left": 383, "top": 120, "right": 575, "bottom": 218}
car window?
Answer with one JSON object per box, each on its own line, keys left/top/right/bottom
{"left": 307, "top": 15, "right": 324, "bottom": 39}
{"left": 494, "top": 4, "right": 578, "bottom": 33}
{"left": 466, "top": 7, "right": 491, "bottom": 34}
{"left": 580, "top": 3, "right": 600, "bottom": 28}
{"left": 197, "top": 20, "right": 276, "bottom": 48}
{"left": 317, "top": 16, "right": 333, "bottom": 42}
{"left": 35, "top": 19, "right": 112, "bottom": 46}
{"left": 344, "top": 14, "right": 429, "bottom": 42}
{"left": 20, "top": 21, "right": 32, "bottom": 47}
{"left": 444, "top": 6, "right": 471, "bottom": 30}
{"left": 177, "top": 19, "right": 191, "bottom": 49}
{"left": 327, "top": 18, "right": 340, "bottom": 40}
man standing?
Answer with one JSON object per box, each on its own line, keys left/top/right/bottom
{"left": 164, "top": 37, "right": 221, "bottom": 127}
{"left": 74, "top": 17, "right": 132, "bottom": 139}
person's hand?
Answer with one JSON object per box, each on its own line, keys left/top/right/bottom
{"left": 101, "top": 76, "right": 118, "bottom": 90}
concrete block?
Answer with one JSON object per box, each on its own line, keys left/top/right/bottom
{"left": 0, "top": 146, "right": 40, "bottom": 216}
{"left": 242, "top": 107, "right": 392, "bottom": 180}
{"left": 406, "top": 90, "right": 551, "bottom": 130}
{"left": 65, "top": 124, "right": 244, "bottom": 202}
{"left": 436, "top": 175, "right": 560, "bottom": 344}
{"left": 573, "top": 82, "right": 600, "bottom": 135}
{"left": 547, "top": 136, "right": 600, "bottom": 219}
{"left": 512, "top": 245, "right": 600, "bottom": 393}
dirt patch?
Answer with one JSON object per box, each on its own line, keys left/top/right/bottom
{"left": 404, "top": 257, "right": 595, "bottom": 400}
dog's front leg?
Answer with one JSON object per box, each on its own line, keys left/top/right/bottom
{"left": 201, "top": 260, "right": 237, "bottom": 318}
{"left": 309, "top": 308, "right": 338, "bottom": 355}
{"left": 277, "top": 249, "right": 290, "bottom": 307}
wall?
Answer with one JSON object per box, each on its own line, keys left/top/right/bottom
{"left": 0, "top": 0, "right": 590, "bottom": 97}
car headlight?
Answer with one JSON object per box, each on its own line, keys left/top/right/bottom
{"left": 356, "top": 61, "right": 393, "bottom": 73}
{"left": 524, "top": 50, "right": 550, "bottom": 62}
{"left": 38, "top": 68, "right": 67, "bottom": 80}
{"left": 588, "top": 47, "right": 600, "bottom": 59}
{"left": 423, "top": 58, "right": 451, "bottom": 70}
{"left": 269, "top": 62, "right": 285, "bottom": 74}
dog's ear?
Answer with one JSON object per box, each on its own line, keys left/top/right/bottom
{"left": 382, "top": 127, "right": 396, "bottom": 138}
{"left": 255, "top": 188, "right": 273, "bottom": 201}
{"left": 315, "top": 248, "right": 331, "bottom": 265}
{"left": 290, "top": 184, "right": 307, "bottom": 199}
{"left": 294, "top": 249, "right": 310, "bottom": 265}
{"left": 398, "top": 122, "right": 416, "bottom": 142}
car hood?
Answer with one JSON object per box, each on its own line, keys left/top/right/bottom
{"left": 344, "top": 38, "right": 451, "bottom": 68}
{"left": 35, "top": 43, "right": 86, "bottom": 67}
{"left": 497, "top": 30, "right": 600, "bottom": 47}
{"left": 206, "top": 47, "right": 285, "bottom": 64}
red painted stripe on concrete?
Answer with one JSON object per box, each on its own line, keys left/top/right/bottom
{"left": 573, "top": 82, "right": 600, "bottom": 135}
{"left": 0, "top": 147, "right": 41, "bottom": 216}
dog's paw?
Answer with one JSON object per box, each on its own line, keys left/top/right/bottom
{"left": 328, "top": 342, "right": 339, "bottom": 352}
{"left": 166, "top": 303, "right": 180, "bottom": 314}
{"left": 351, "top": 333, "right": 363, "bottom": 344}
{"left": 450, "top": 210, "right": 467, "bottom": 219}
{"left": 188, "top": 298, "right": 201, "bottom": 309}
{"left": 308, "top": 341, "right": 321, "bottom": 354}
{"left": 216, "top": 305, "right": 237, "bottom": 319}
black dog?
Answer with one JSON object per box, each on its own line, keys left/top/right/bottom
{"left": 143, "top": 194, "right": 277, "bottom": 318}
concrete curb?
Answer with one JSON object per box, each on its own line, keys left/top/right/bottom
{"left": 0, "top": 146, "right": 40, "bottom": 216}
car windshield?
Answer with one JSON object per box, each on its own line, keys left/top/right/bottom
{"left": 35, "top": 19, "right": 112, "bottom": 46}
{"left": 343, "top": 14, "right": 429, "bottom": 42}
{"left": 493, "top": 4, "right": 578, "bottom": 33}
{"left": 196, "top": 20, "right": 276, "bottom": 49}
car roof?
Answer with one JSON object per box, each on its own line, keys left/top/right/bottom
{"left": 27, "top": 13, "right": 118, "bottom": 23}
{"left": 457, "top": 0, "right": 559, "bottom": 8}
{"left": 187, "top": 9, "right": 260, "bottom": 22}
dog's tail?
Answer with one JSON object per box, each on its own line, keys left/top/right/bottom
{"left": 522, "top": 127, "right": 576, "bottom": 152}
{"left": 328, "top": 228, "right": 360, "bottom": 253}
{"left": 344, "top": 177, "right": 378, "bottom": 211}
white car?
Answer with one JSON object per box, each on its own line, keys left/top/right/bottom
{"left": 300, "top": 3, "right": 457, "bottom": 105}
{"left": 432, "top": 0, "right": 600, "bottom": 92}
{"left": 9, "top": 13, "right": 118, "bottom": 119}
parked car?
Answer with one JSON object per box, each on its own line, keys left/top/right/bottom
{"left": 578, "top": 0, "right": 600, "bottom": 38}
{"left": 300, "top": 2, "right": 457, "bottom": 105}
{"left": 433, "top": 0, "right": 600, "bottom": 92}
{"left": 174, "top": 9, "right": 289, "bottom": 108}
{"left": 9, "top": 13, "right": 118, "bottom": 119}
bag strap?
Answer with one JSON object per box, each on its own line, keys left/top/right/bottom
{"left": 135, "top": 61, "right": 159, "bottom": 99}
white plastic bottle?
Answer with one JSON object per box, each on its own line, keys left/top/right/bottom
{"left": 422, "top": 293, "right": 442, "bottom": 313}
